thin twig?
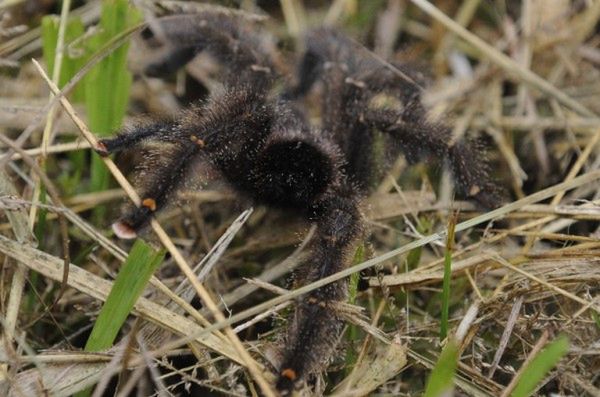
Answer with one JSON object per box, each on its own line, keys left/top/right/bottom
{"left": 487, "top": 296, "right": 524, "bottom": 378}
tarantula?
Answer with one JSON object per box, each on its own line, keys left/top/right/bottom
{"left": 96, "top": 12, "right": 499, "bottom": 394}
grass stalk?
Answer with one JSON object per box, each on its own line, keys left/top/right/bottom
{"left": 440, "top": 211, "right": 458, "bottom": 341}
{"left": 84, "top": 0, "right": 139, "bottom": 220}
{"left": 423, "top": 340, "right": 460, "bottom": 397}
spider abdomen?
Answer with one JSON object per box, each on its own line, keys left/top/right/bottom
{"left": 252, "top": 137, "right": 337, "bottom": 210}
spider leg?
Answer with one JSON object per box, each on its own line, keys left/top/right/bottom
{"left": 145, "top": 46, "right": 197, "bottom": 77}
{"left": 142, "top": 13, "right": 276, "bottom": 86}
{"left": 310, "top": 62, "right": 381, "bottom": 192}
{"left": 96, "top": 120, "right": 187, "bottom": 156}
{"left": 100, "top": 82, "right": 272, "bottom": 159}
{"left": 105, "top": 85, "right": 275, "bottom": 239}
{"left": 276, "top": 193, "right": 362, "bottom": 394}
{"left": 364, "top": 105, "right": 501, "bottom": 207}
{"left": 112, "top": 143, "right": 200, "bottom": 238}
{"left": 282, "top": 49, "right": 322, "bottom": 99}
{"left": 291, "top": 29, "right": 472, "bottom": 196}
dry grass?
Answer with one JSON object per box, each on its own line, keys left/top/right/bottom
{"left": 1, "top": 0, "right": 600, "bottom": 396}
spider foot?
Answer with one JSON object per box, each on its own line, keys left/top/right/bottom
{"left": 275, "top": 369, "right": 297, "bottom": 395}
{"left": 112, "top": 198, "right": 159, "bottom": 239}
{"left": 94, "top": 140, "right": 110, "bottom": 157}
{"left": 112, "top": 221, "right": 138, "bottom": 240}
{"left": 95, "top": 137, "right": 127, "bottom": 156}
{"left": 275, "top": 291, "right": 347, "bottom": 392}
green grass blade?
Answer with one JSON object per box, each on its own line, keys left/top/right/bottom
{"left": 33, "top": 188, "right": 48, "bottom": 246}
{"left": 41, "top": 14, "right": 88, "bottom": 193}
{"left": 348, "top": 0, "right": 386, "bottom": 29}
{"left": 41, "top": 16, "right": 59, "bottom": 80}
{"left": 406, "top": 244, "right": 422, "bottom": 269}
{"left": 348, "top": 244, "right": 364, "bottom": 306}
{"left": 440, "top": 213, "right": 457, "bottom": 341}
{"left": 510, "top": 335, "right": 569, "bottom": 397}
{"left": 84, "top": 0, "right": 140, "bottom": 215}
{"left": 439, "top": 249, "right": 452, "bottom": 340}
{"left": 592, "top": 311, "right": 600, "bottom": 330}
{"left": 423, "top": 340, "right": 460, "bottom": 397}
{"left": 345, "top": 244, "right": 364, "bottom": 374}
{"left": 41, "top": 14, "right": 86, "bottom": 100}
{"left": 84, "top": 239, "right": 164, "bottom": 351}
{"left": 84, "top": 0, "right": 139, "bottom": 135}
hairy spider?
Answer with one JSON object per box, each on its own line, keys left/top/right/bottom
{"left": 96, "top": 12, "right": 500, "bottom": 394}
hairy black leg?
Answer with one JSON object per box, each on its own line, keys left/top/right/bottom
{"left": 113, "top": 143, "right": 200, "bottom": 238}
{"left": 345, "top": 127, "right": 379, "bottom": 192}
{"left": 276, "top": 193, "right": 362, "bottom": 394}
{"left": 282, "top": 49, "right": 321, "bottom": 100}
{"left": 96, "top": 121, "right": 186, "bottom": 156}
{"left": 145, "top": 46, "right": 197, "bottom": 77}
{"left": 286, "top": 31, "right": 382, "bottom": 189}
{"left": 287, "top": 29, "right": 436, "bottom": 194}
{"left": 445, "top": 140, "right": 500, "bottom": 208}
{"left": 145, "top": 13, "right": 276, "bottom": 87}
{"left": 317, "top": 67, "right": 382, "bottom": 193}
{"left": 364, "top": 105, "right": 501, "bottom": 207}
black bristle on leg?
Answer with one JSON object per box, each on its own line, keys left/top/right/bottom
{"left": 282, "top": 49, "right": 321, "bottom": 100}
{"left": 140, "top": 13, "right": 277, "bottom": 87}
{"left": 345, "top": 126, "right": 378, "bottom": 193}
{"left": 447, "top": 141, "right": 501, "bottom": 208}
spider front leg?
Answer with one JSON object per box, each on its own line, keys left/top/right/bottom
{"left": 276, "top": 193, "right": 362, "bottom": 394}
{"left": 111, "top": 142, "right": 202, "bottom": 239}
{"left": 106, "top": 86, "right": 274, "bottom": 238}
{"left": 95, "top": 121, "right": 206, "bottom": 238}
{"left": 95, "top": 120, "right": 188, "bottom": 156}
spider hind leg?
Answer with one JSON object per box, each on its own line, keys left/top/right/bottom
{"left": 276, "top": 193, "right": 362, "bottom": 393}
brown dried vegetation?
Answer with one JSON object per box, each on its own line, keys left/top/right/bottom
{"left": 0, "top": 0, "right": 599, "bottom": 396}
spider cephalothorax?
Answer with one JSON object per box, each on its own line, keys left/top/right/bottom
{"left": 97, "top": 11, "right": 500, "bottom": 394}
